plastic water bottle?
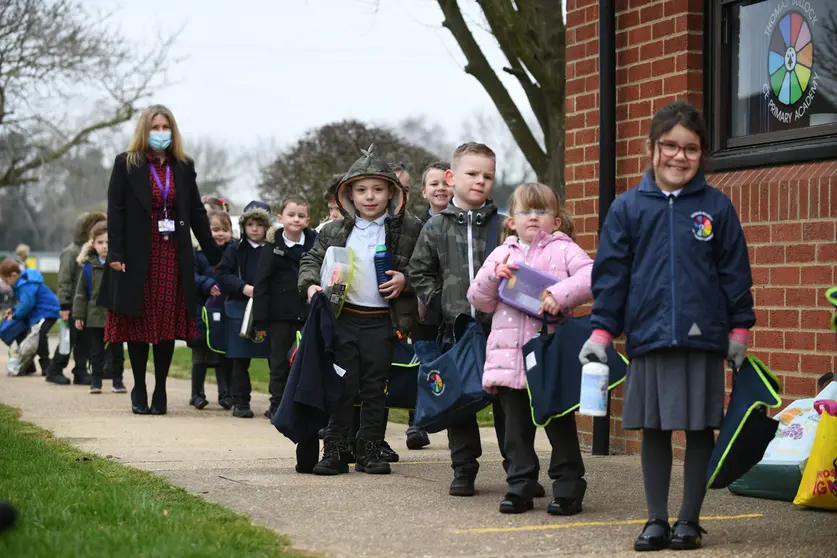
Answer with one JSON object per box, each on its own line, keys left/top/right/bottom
{"left": 373, "top": 245, "right": 393, "bottom": 287}
{"left": 579, "top": 361, "right": 609, "bottom": 417}
{"left": 58, "top": 320, "right": 71, "bottom": 356}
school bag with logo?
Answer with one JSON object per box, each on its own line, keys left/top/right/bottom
{"left": 413, "top": 314, "right": 490, "bottom": 433}
{"left": 523, "top": 314, "right": 627, "bottom": 426}
{"left": 223, "top": 241, "right": 270, "bottom": 359}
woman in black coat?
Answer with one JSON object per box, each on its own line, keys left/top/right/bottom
{"left": 98, "top": 104, "right": 223, "bottom": 415}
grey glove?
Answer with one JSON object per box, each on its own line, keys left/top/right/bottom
{"left": 727, "top": 341, "right": 747, "bottom": 369}
{"left": 579, "top": 338, "right": 609, "bottom": 365}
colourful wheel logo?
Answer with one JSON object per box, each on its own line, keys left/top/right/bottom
{"left": 768, "top": 11, "right": 813, "bottom": 106}
{"left": 691, "top": 211, "right": 713, "bottom": 242}
{"left": 427, "top": 371, "right": 445, "bottom": 396}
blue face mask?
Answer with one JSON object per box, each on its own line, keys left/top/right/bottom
{"left": 148, "top": 131, "right": 172, "bottom": 152}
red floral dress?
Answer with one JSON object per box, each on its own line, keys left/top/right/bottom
{"left": 105, "top": 156, "right": 196, "bottom": 344}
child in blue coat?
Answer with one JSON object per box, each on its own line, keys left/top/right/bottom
{"left": 190, "top": 211, "right": 236, "bottom": 410}
{"left": 580, "top": 102, "right": 755, "bottom": 551}
{"left": 0, "top": 259, "right": 69, "bottom": 384}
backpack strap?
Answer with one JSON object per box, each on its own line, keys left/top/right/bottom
{"left": 83, "top": 263, "right": 92, "bottom": 300}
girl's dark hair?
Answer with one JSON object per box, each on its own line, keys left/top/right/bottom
{"left": 648, "top": 101, "right": 707, "bottom": 150}
{"left": 208, "top": 210, "right": 232, "bottom": 230}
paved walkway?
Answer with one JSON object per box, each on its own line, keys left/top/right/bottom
{"left": 0, "top": 356, "right": 833, "bottom": 557}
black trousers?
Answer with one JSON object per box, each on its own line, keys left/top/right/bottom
{"left": 446, "top": 399, "right": 508, "bottom": 478}
{"left": 87, "top": 328, "right": 124, "bottom": 382}
{"left": 231, "top": 359, "right": 253, "bottom": 407}
{"left": 497, "top": 388, "right": 586, "bottom": 500}
{"left": 47, "top": 315, "right": 89, "bottom": 378}
{"left": 267, "top": 321, "right": 300, "bottom": 411}
{"left": 325, "top": 308, "right": 395, "bottom": 444}
{"left": 191, "top": 357, "right": 232, "bottom": 400}
{"left": 16, "top": 317, "right": 57, "bottom": 374}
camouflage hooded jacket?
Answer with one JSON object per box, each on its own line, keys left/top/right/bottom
{"left": 298, "top": 147, "right": 422, "bottom": 336}
{"left": 407, "top": 201, "right": 503, "bottom": 329}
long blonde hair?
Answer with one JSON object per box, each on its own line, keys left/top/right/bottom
{"left": 504, "top": 182, "right": 575, "bottom": 240}
{"left": 126, "top": 105, "right": 189, "bottom": 167}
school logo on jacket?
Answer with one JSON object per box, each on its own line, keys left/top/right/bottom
{"left": 691, "top": 211, "right": 714, "bottom": 241}
{"left": 427, "top": 370, "right": 445, "bottom": 396}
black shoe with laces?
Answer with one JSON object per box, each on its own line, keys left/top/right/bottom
{"left": 376, "top": 440, "right": 399, "bottom": 463}
{"left": 112, "top": 380, "right": 127, "bottom": 394}
{"left": 218, "top": 396, "right": 233, "bottom": 410}
{"left": 355, "top": 440, "right": 391, "bottom": 474}
{"left": 499, "top": 493, "right": 534, "bottom": 514}
{"left": 232, "top": 405, "right": 254, "bottom": 418}
{"left": 89, "top": 380, "right": 102, "bottom": 394}
{"left": 405, "top": 427, "right": 430, "bottom": 450}
{"left": 634, "top": 519, "right": 672, "bottom": 552}
{"left": 547, "top": 497, "right": 583, "bottom": 516}
{"left": 669, "top": 520, "right": 706, "bottom": 550}
{"left": 190, "top": 394, "right": 209, "bottom": 410}
{"left": 312, "top": 440, "right": 349, "bottom": 476}
{"left": 449, "top": 474, "right": 476, "bottom": 497}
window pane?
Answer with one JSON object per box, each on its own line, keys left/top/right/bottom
{"left": 730, "top": 0, "right": 837, "bottom": 137}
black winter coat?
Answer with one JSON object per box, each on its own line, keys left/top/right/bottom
{"left": 98, "top": 153, "right": 222, "bottom": 319}
{"left": 253, "top": 228, "right": 317, "bottom": 329}
{"left": 215, "top": 239, "right": 265, "bottom": 302}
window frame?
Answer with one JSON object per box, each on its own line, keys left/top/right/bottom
{"left": 704, "top": 0, "right": 837, "bottom": 172}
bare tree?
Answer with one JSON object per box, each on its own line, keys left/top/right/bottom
{"left": 0, "top": 0, "right": 179, "bottom": 190}
{"left": 437, "top": 0, "right": 566, "bottom": 199}
{"left": 189, "top": 138, "right": 245, "bottom": 198}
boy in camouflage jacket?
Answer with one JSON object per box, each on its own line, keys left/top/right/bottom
{"left": 298, "top": 145, "right": 421, "bottom": 476}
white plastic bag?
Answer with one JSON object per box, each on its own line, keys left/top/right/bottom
{"left": 17, "top": 320, "right": 43, "bottom": 364}
{"left": 320, "top": 247, "right": 353, "bottom": 316}
{"left": 58, "top": 320, "right": 71, "bottom": 355}
{"left": 6, "top": 349, "right": 21, "bottom": 376}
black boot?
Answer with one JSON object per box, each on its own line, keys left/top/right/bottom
{"left": 376, "top": 440, "right": 399, "bottom": 463}
{"left": 355, "top": 440, "right": 391, "bottom": 475}
{"left": 449, "top": 470, "right": 476, "bottom": 497}
{"left": 312, "top": 440, "right": 349, "bottom": 476}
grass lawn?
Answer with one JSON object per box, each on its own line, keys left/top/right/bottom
{"left": 0, "top": 405, "right": 305, "bottom": 558}
{"left": 167, "top": 347, "right": 496, "bottom": 427}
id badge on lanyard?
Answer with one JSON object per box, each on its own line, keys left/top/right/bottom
{"left": 150, "top": 163, "right": 175, "bottom": 240}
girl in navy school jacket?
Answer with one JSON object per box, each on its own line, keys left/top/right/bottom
{"left": 579, "top": 101, "right": 755, "bottom": 552}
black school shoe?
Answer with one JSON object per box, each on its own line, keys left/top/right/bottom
{"left": 634, "top": 519, "right": 672, "bottom": 552}
{"left": 73, "top": 372, "right": 92, "bottom": 385}
{"left": 499, "top": 493, "right": 534, "bottom": 514}
{"left": 218, "top": 396, "right": 233, "bottom": 410}
{"left": 312, "top": 440, "right": 350, "bottom": 476}
{"left": 449, "top": 473, "right": 476, "bottom": 497}
{"left": 232, "top": 405, "right": 254, "bottom": 418}
{"left": 669, "top": 520, "right": 706, "bottom": 550}
{"left": 45, "top": 374, "right": 70, "bottom": 385}
{"left": 355, "top": 440, "right": 391, "bottom": 474}
{"left": 190, "top": 394, "right": 209, "bottom": 410}
{"left": 547, "top": 497, "right": 583, "bottom": 516}
{"left": 112, "top": 380, "right": 127, "bottom": 394}
{"left": 376, "top": 440, "right": 399, "bottom": 463}
{"left": 405, "top": 427, "right": 430, "bottom": 450}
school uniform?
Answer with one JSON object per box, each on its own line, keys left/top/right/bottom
{"left": 254, "top": 227, "right": 316, "bottom": 415}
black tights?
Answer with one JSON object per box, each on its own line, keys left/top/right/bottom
{"left": 641, "top": 428, "right": 715, "bottom": 528}
{"left": 127, "top": 340, "right": 175, "bottom": 410}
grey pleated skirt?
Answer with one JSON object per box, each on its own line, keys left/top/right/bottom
{"left": 622, "top": 348, "right": 725, "bottom": 431}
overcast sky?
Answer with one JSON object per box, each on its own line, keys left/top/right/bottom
{"left": 81, "top": 0, "right": 564, "bottom": 202}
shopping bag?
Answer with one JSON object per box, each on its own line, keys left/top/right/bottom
{"left": 523, "top": 314, "right": 627, "bottom": 426}
{"left": 413, "top": 315, "right": 491, "bottom": 433}
{"left": 730, "top": 373, "right": 837, "bottom": 501}
{"left": 706, "top": 355, "right": 782, "bottom": 489}
{"left": 793, "top": 402, "right": 837, "bottom": 510}
{"left": 202, "top": 295, "right": 227, "bottom": 354}
{"left": 224, "top": 300, "right": 270, "bottom": 359}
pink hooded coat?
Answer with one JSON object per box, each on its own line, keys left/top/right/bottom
{"left": 467, "top": 231, "right": 594, "bottom": 392}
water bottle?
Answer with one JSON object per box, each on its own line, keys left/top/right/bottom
{"left": 58, "top": 320, "right": 71, "bottom": 356}
{"left": 373, "top": 245, "right": 393, "bottom": 287}
{"left": 579, "top": 361, "right": 609, "bottom": 417}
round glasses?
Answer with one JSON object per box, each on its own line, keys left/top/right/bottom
{"left": 658, "top": 141, "right": 702, "bottom": 161}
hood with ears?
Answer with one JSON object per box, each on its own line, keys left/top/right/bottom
{"left": 335, "top": 145, "right": 406, "bottom": 221}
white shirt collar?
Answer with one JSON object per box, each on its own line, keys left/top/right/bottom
{"left": 355, "top": 213, "right": 387, "bottom": 229}
{"left": 283, "top": 231, "right": 304, "bottom": 248}
{"left": 247, "top": 238, "right": 264, "bottom": 249}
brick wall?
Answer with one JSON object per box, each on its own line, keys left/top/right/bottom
{"left": 564, "top": 0, "right": 837, "bottom": 455}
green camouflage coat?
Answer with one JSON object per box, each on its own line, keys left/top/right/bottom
{"left": 407, "top": 202, "right": 503, "bottom": 328}
{"left": 298, "top": 147, "right": 422, "bottom": 336}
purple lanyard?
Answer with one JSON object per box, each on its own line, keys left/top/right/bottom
{"left": 149, "top": 164, "right": 171, "bottom": 214}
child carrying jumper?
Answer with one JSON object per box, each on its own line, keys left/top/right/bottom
{"left": 254, "top": 194, "right": 316, "bottom": 419}
{"left": 299, "top": 146, "right": 421, "bottom": 476}
{"left": 580, "top": 101, "right": 754, "bottom": 551}
{"left": 190, "top": 210, "right": 236, "bottom": 410}
{"left": 468, "top": 183, "right": 592, "bottom": 516}
{"left": 73, "top": 221, "right": 126, "bottom": 394}
{"left": 216, "top": 200, "right": 272, "bottom": 418}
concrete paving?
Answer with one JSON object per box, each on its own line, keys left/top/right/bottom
{"left": 0, "top": 354, "right": 834, "bottom": 557}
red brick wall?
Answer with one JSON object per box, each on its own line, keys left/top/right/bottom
{"left": 564, "top": 0, "right": 837, "bottom": 455}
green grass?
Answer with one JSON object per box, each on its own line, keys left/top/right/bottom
{"left": 0, "top": 405, "right": 304, "bottom": 558}
{"left": 167, "top": 348, "right": 496, "bottom": 427}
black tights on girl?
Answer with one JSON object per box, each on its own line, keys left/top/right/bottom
{"left": 641, "top": 428, "right": 715, "bottom": 536}
{"left": 127, "top": 340, "right": 175, "bottom": 414}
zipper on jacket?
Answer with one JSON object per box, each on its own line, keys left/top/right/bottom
{"left": 668, "top": 196, "right": 677, "bottom": 346}
{"left": 467, "top": 212, "right": 475, "bottom": 317}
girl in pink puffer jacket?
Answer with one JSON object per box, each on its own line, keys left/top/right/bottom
{"left": 467, "top": 182, "right": 593, "bottom": 516}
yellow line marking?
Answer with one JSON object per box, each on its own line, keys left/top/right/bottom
{"left": 451, "top": 513, "right": 763, "bottom": 534}
{"left": 397, "top": 458, "right": 505, "bottom": 465}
